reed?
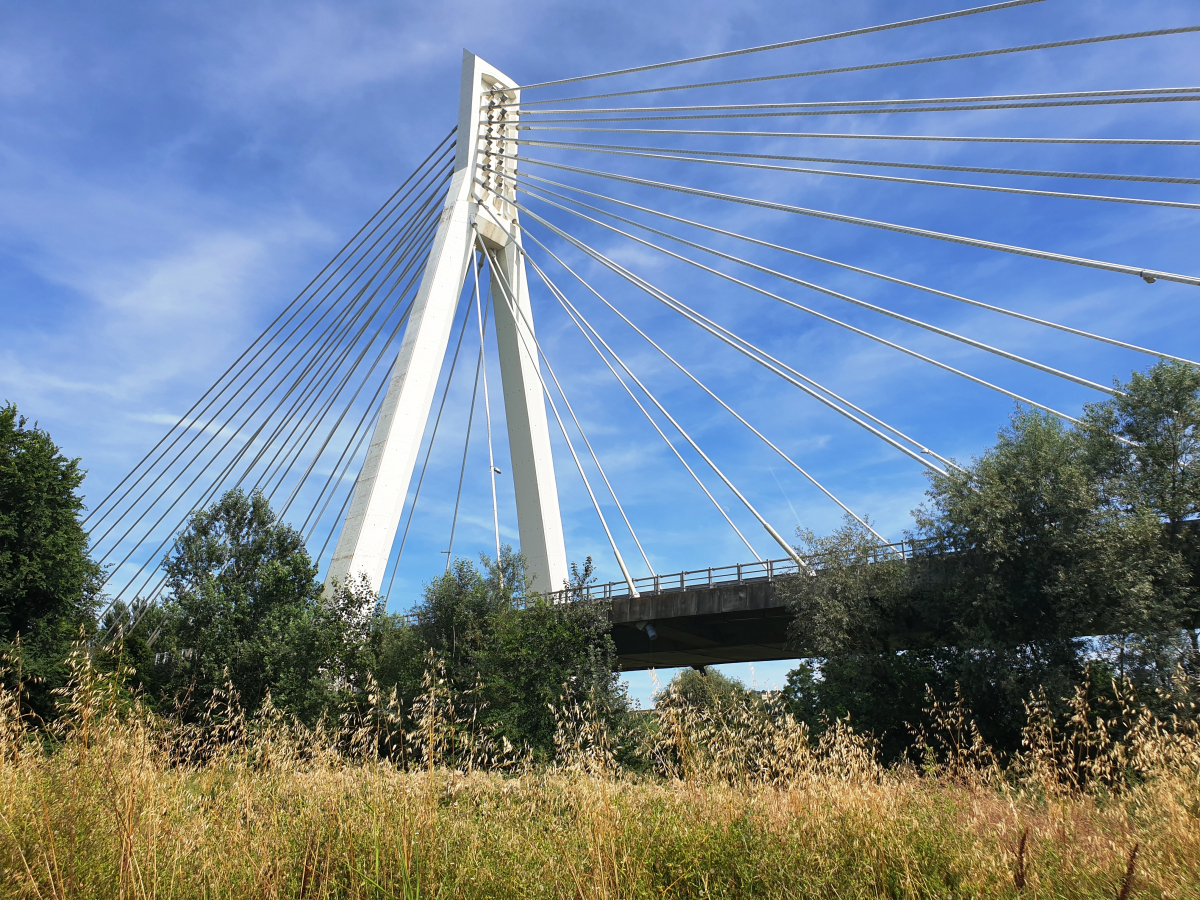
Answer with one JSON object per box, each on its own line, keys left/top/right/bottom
{"left": 0, "top": 647, "right": 1197, "bottom": 899}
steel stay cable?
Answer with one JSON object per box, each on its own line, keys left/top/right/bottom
{"left": 446, "top": 278, "right": 493, "bottom": 573}
{"left": 258, "top": 218, "right": 443, "bottom": 511}
{"left": 83, "top": 130, "right": 455, "bottom": 527}
{"left": 488, "top": 182, "right": 923, "bottom": 504}
{"left": 516, "top": 200, "right": 978, "bottom": 472}
{"left": 169, "top": 182, "right": 451, "bottom": 502}
{"left": 302, "top": 369, "right": 394, "bottom": 585}
{"left": 510, "top": 26, "right": 1200, "bottom": 107}
{"left": 520, "top": 86, "right": 1200, "bottom": 116}
{"left": 300, "top": 352, "right": 395, "bottom": 541}
{"left": 157, "top": 333, "right": 396, "bottom": 606}
{"left": 385, "top": 269, "right": 489, "bottom": 602}
{"left": 474, "top": 226, "right": 655, "bottom": 577}
{"left": 517, "top": 192, "right": 1093, "bottom": 440}
{"left": 520, "top": 247, "right": 889, "bottom": 545}
{"left": 523, "top": 175, "right": 1155, "bottom": 399}
{"left": 494, "top": 0, "right": 1044, "bottom": 93}
{"left": 87, "top": 151, "right": 454, "bottom": 535}
{"left": 113, "top": 280, "right": 426, "bottom": 610}
{"left": 109, "top": 189, "right": 448, "bottom": 533}
{"left": 95, "top": 262, "right": 386, "bottom": 575}
{"left": 110, "top": 577, "right": 169, "bottom": 642}
{"left": 237, "top": 230, "right": 436, "bottom": 529}
{"left": 241, "top": 190, "right": 453, "bottom": 498}
{"left": 500, "top": 155, "right": 1200, "bottom": 287}
{"left": 89, "top": 180, "right": 449, "bottom": 552}
{"left": 92, "top": 203, "right": 443, "bottom": 571}
{"left": 270, "top": 291, "right": 421, "bottom": 521}
{"left": 480, "top": 213, "right": 805, "bottom": 569}
{"left": 531, "top": 325, "right": 658, "bottom": 578}
{"left": 509, "top": 213, "right": 958, "bottom": 473}
{"left": 520, "top": 93, "right": 1200, "bottom": 125}
{"left": 110, "top": 299, "right": 410, "bottom": 611}
{"left": 504, "top": 170, "right": 1200, "bottom": 367}
{"left": 551, "top": 281, "right": 765, "bottom": 562}
{"left": 315, "top": 477, "right": 356, "bottom": 574}
{"left": 517, "top": 186, "right": 1116, "bottom": 398}
{"left": 509, "top": 210, "right": 962, "bottom": 469}
{"left": 511, "top": 235, "right": 763, "bottom": 561}
{"left": 520, "top": 127, "right": 1200, "bottom": 147}
{"left": 517, "top": 138, "right": 1200, "bottom": 186}
{"left": 302, "top": 378, "right": 389, "bottom": 548}
{"left": 471, "top": 231, "right": 503, "bottom": 572}
{"left": 242, "top": 238, "right": 426, "bottom": 504}
{"left": 311, "top": 424, "right": 374, "bottom": 574}
{"left": 305, "top": 296, "right": 426, "bottom": 581}
{"left": 535, "top": 195, "right": 1128, "bottom": 454}
{"left": 103, "top": 225, "right": 438, "bottom": 607}
{"left": 482, "top": 241, "right": 647, "bottom": 592}
{"left": 518, "top": 144, "right": 1200, "bottom": 211}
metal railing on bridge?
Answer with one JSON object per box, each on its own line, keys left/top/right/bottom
{"left": 398, "top": 541, "right": 913, "bottom": 626}
{"left": 546, "top": 540, "right": 913, "bottom": 604}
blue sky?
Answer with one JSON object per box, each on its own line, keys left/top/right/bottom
{"left": 2, "top": 0, "right": 1198, "bottom": 704}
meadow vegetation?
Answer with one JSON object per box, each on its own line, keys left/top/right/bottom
{"left": 0, "top": 643, "right": 1197, "bottom": 898}
{"left": 1, "top": 361, "right": 1198, "bottom": 897}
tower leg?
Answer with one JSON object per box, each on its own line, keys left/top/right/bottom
{"left": 325, "top": 50, "right": 567, "bottom": 597}
{"left": 325, "top": 189, "right": 474, "bottom": 593}
{"left": 490, "top": 239, "right": 569, "bottom": 594}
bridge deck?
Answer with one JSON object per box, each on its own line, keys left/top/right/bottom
{"left": 609, "top": 577, "right": 793, "bottom": 670}
{"left": 547, "top": 548, "right": 907, "bottom": 671}
{"left": 402, "top": 547, "right": 914, "bottom": 670}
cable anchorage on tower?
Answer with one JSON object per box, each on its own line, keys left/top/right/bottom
{"left": 476, "top": 77, "right": 519, "bottom": 248}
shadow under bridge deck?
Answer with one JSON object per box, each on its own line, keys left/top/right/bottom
{"left": 554, "top": 548, "right": 905, "bottom": 671}
{"left": 610, "top": 573, "right": 791, "bottom": 671}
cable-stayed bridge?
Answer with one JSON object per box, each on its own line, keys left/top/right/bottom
{"left": 85, "top": 1, "right": 1200, "bottom": 662}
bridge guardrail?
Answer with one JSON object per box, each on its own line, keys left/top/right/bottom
{"left": 397, "top": 541, "right": 914, "bottom": 627}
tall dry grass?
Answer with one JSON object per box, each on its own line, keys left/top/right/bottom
{"left": 0, "top": 646, "right": 1198, "bottom": 899}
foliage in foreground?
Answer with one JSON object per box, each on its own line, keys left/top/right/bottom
{"left": 0, "top": 403, "right": 101, "bottom": 717}
{"left": 1, "top": 646, "right": 1199, "bottom": 899}
{"left": 779, "top": 361, "right": 1200, "bottom": 759}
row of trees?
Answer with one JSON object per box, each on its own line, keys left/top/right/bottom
{"left": 780, "top": 361, "right": 1200, "bottom": 758}
{"left": 112, "top": 496, "right": 625, "bottom": 756}
{"left": 1, "top": 402, "right": 625, "bottom": 754}
{"left": 2, "top": 358, "right": 1197, "bottom": 762}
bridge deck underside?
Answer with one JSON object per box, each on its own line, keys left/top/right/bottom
{"left": 610, "top": 580, "right": 793, "bottom": 670}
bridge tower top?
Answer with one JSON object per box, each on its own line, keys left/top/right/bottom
{"left": 324, "top": 50, "right": 569, "bottom": 596}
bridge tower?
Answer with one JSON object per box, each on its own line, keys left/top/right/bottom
{"left": 324, "top": 52, "right": 568, "bottom": 595}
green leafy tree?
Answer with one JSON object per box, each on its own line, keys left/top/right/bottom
{"left": 150, "top": 489, "right": 374, "bottom": 722}
{"left": 781, "top": 361, "right": 1200, "bottom": 757}
{"left": 381, "top": 549, "right": 626, "bottom": 757}
{"left": 1083, "top": 360, "right": 1200, "bottom": 532}
{"left": 0, "top": 403, "right": 101, "bottom": 716}
{"left": 783, "top": 517, "right": 914, "bottom": 656}
{"left": 661, "top": 667, "right": 748, "bottom": 709}
{"left": 1081, "top": 359, "right": 1200, "bottom": 676}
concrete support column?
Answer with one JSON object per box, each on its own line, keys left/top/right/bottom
{"left": 490, "top": 236, "right": 568, "bottom": 594}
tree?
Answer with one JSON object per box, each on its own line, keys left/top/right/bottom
{"left": 662, "top": 667, "right": 748, "bottom": 709}
{"left": 780, "top": 361, "right": 1200, "bottom": 757}
{"left": 1081, "top": 359, "right": 1200, "bottom": 676}
{"left": 1083, "top": 360, "right": 1200, "bottom": 533}
{"left": 0, "top": 403, "right": 101, "bottom": 716}
{"left": 149, "top": 489, "right": 374, "bottom": 722}
{"left": 783, "top": 517, "right": 914, "bottom": 656}
{"left": 381, "top": 549, "right": 627, "bottom": 757}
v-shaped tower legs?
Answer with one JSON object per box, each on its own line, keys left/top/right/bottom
{"left": 325, "top": 51, "right": 568, "bottom": 596}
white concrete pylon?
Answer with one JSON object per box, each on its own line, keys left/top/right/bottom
{"left": 325, "top": 51, "right": 569, "bottom": 596}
